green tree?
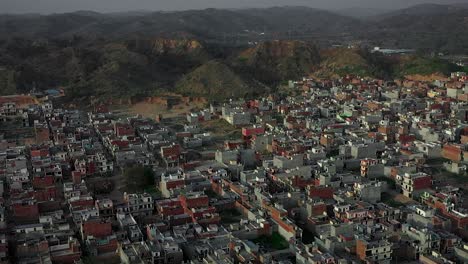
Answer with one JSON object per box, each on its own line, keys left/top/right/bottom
{"left": 122, "top": 166, "right": 155, "bottom": 193}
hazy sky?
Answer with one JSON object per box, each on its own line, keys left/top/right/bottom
{"left": 1, "top": 0, "right": 468, "bottom": 14}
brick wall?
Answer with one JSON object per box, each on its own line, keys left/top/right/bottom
{"left": 32, "top": 175, "right": 55, "bottom": 189}
{"left": 310, "top": 203, "right": 327, "bottom": 216}
{"left": 12, "top": 203, "right": 39, "bottom": 220}
{"left": 69, "top": 199, "right": 94, "bottom": 210}
{"left": 161, "top": 144, "right": 181, "bottom": 158}
{"left": 242, "top": 127, "right": 265, "bottom": 137}
{"left": 356, "top": 239, "right": 366, "bottom": 261}
{"left": 34, "top": 187, "right": 58, "bottom": 201}
{"left": 96, "top": 237, "right": 118, "bottom": 254}
{"left": 412, "top": 176, "right": 432, "bottom": 190}
{"left": 180, "top": 195, "right": 209, "bottom": 209}
{"left": 82, "top": 220, "right": 112, "bottom": 239}
{"left": 442, "top": 144, "right": 463, "bottom": 162}
{"left": 165, "top": 179, "right": 185, "bottom": 190}
{"left": 309, "top": 187, "right": 334, "bottom": 199}
{"left": 51, "top": 252, "right": 81, "bottom": 264}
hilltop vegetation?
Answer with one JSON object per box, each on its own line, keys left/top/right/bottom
{"left": 0, "top": 37, "right": 463, "bottom": 102}
{"left": 0, "top": 4, "right": 467, "bottom": 101}
{"left": 237, "top": 40, "right": 321, "bottom": 84}
{"left": 176, "top": 60, "right": 252, "bottom": 100}
{"left": 394, "top": 56, "right": 462, "bottom": 77}
{"left": 312, "top": 49, "right": 457, "bottom": 80}
{"left": 0, "top": 68, "right": 17, "bottom": 95}
{"left": 315, "top": 48, "right": 371, "bottom": 77}
{"left": 0, "top": 5, "right": 466, "bottom": 53}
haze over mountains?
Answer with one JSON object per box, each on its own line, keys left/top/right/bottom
{"left": 0, "top": 3, "right": 467, "bottom": 101}
{"left": 2, "top": 0, "right": 468, "bottom": 14}
{"left": 1, "top": 3, "right": 468, "bottom": 51}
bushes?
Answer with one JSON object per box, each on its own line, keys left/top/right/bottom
{"left": 122, "top": 166, "right": 155, "bottom": 193}
{"left": 252, "top": 232, "right": 289, "bottom": 250}
{"left": 377, "top": 176, "right": 397, "bottom": 190}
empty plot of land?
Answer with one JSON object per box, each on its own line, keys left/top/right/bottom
{"left": 200, "top": 119, "right": 242, "bottom": 140}
{"left": 129, "top": 102, "right": 201, "bottom": 119}
{"left": 112, "top": 100, "right": 205, "bottom": 120}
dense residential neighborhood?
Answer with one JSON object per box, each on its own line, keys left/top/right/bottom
{"left": 1, "top": 70, "right": 468, "bottom": 264}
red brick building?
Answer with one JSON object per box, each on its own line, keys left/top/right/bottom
{"left": 242, "top": 126, "right": 265, "bottom": 137}
{"left": 69, "top": 197, "right": 94, "bottom": 210}
{"left": 81, "top": 219, "right": 112, "bottom": 239}
{"left": 308, "top": 202, "right": 327, "bottom": 217}
{"left": 442, "top": 144, "right": 464, "bottom": 162}
{"left": 72, "top": 171, "right": 82, "bottom": 184}
{"left": 180, "top": 194, "right": 209, "bottom": 209}
{"left": 308, "top": 186, "right": 334, "bottom": 199}
{"left": 34, "top": 187, "right": 58, "bottom": 202}
{"left": 161, "top": 144, "right": 181, "bottom": 158}
{"left": 290, "top": 176, "right": 315, "bottom": 189}
{"left": 114, "top": 123, "right": 135, "bottom": 137}
{"left": 11, "top": 199, "right": 39, "bottom": 221}
{"left": 32, "top": 175, "right": 55, "bottom": 189}
{"left": 50, "top": 239, "right": 81, "bottom": 264}
{"left": 156, "top": 199, "right": 185, "bottom": 217}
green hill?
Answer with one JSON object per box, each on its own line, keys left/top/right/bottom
{"left": 68, "top": 43, "right": 152, "bottom": 98}
{"left": 394, "top": 55, "right": 462, "bottom": 77}
{"left": 314, "top": 48, "right": 398, "bottom": 79}
{"left": 236, "top": 40, "right": 321, "bottom": 84}
{"left": 0, "top": 68, "right": 16, "bottom": 95}
{"left": 315, "top": 48, "right": 370, "bottom": 77}
{"left": 175, "top": 60, "right": 259, "bottom": 100}
{"left": 1, "top": 5, "right": 468, "bottom": 53}
{"left": 1, "top": 5, "right": 468, "bottom": 102}
{"left": 0, "top": 37, "right": 464, "bottom": 102}
{"left": 0, "top": 38, "right": 212, "bottom": 100}
{"left": 313, "top": 49, "right": 462, "bottom": 80}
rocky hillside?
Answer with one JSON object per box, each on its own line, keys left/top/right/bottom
{"left": 1, "top": 4, "right": 467, "bottom": 53}
{"left": 313, "top": 48, "right": 463, "bottom": 79}
{"left": 0, "top": 37, "right": 214, "bottom": 98}
{"left": 362, "top": 4, "right": 468, "bottom": 52}
{"left": 0, "top": 7, "right": 357, "bottom": 40}
{"left": 315, "top": 48, "right": 371, "bottom": 78}
{"left": 175, "top": 60, "right": 255, "bottom": 100}
{"left": 236, "top": 40, "right": 321, "bottom": 84}
{"left": 394, "top": 55, "right": 462, "bottom": 77}
{"left": 0, "top": 68, "right": 16, "bottom": 95}
{"left": 0, "top": 38, "right": 464, "bottom": 101}
{"left": 0, "top": 4, "right": 467, "bottom": 100}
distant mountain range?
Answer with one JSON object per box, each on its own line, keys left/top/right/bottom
{"left": 332, "top": 7, "right": 390, "bottom": 18}
{"left": 378, "top": 3, "right": 468, "bottom": 17}
{"left": 0, "top": 4, "right": 467, "bottom": 101}
{"left": 1, "top": 3, "right": 467, "bottom": 51}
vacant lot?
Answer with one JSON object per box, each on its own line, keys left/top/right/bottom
{"left": 112, "top": 100, "right": 205, "bottom": 120}
{"left": 130, "top": 101, "right": 203, "bottom": 119}
{"left": 381, "top": 191, "right": 416, "bottom": 207}
{"left": 219, "top": 208, "right": 242, "bottom": 224}
{"left": 425, "top": 158, "right": 468, "bottom": 189}
{"left": 121, "top": 166, "right": 155, "bottom": 193}
{"left": 201, "top": 119, "right": 242, "bottom": 141}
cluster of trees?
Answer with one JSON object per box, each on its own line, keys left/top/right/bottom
{"left": 122, "top": 166, "right": 155, "bottom": 193}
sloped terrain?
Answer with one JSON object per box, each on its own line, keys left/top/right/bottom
{"left": 236, "top": 40, "right": 321, "bottom": 84}
{"left": 0, "top": 4, "right": 467, "bottom": 101}
{"left": 175, "top": 60, "right": 259, "bottom": 100}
